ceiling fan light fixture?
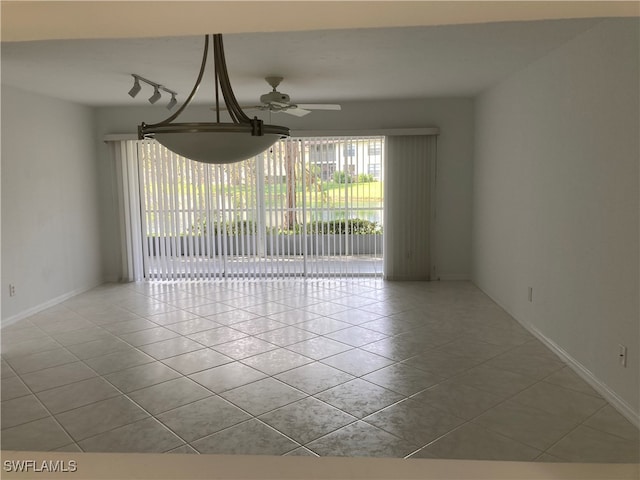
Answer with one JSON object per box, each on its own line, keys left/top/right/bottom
{"left": 252, "top": 76, "right": 342, "bottom": 117}
{"left": 139, "top": 34, "right": 289, "bottom": 164}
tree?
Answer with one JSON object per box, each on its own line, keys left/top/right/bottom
{"left": 284, "top": 142, "right": 298, "bottom": 230}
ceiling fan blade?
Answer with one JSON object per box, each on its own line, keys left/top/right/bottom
{"left": 209, "top": 105, "right": 265, "bottom": 111}
{"left": 296, "top": 104, "right": 342, "bottom": 111}
{"left": 283, "top": 107, "right": 311, "bottom": 117}
{"left": 242, "top": 105, "right": 267, "bottom": 110}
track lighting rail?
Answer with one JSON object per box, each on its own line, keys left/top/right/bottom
{"left": 128, "top": 74, "right": 178, "bottom": 109}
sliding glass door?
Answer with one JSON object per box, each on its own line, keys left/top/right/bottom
{"left": 137, "top": 136, "right": 384, "bottom": 279}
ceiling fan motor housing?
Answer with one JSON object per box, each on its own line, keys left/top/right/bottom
{"left": 260, "top": 91, "right": 291, "bottom": 104}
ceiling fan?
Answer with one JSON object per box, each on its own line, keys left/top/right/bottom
{"left": 245, "top": 76, "right": 342, "bottom": 117}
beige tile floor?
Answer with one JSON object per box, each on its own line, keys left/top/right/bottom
{"left": 1, "top": 279, "right": 638, "bottom": 462}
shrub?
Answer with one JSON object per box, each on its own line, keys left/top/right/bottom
{"left": 271, "top": 219, "right": 382, "bottom": 235}
{"left": 191, "top": 220, "right": 256, "bottom": 236}
{"left": 194, "top": 219, "right": 382, "bottom": 236}
{"left": 357, "top": 173, "right": 375, "bottom": 183}
{"left": 333, "top": 170, "right": 351, "bottom": 184}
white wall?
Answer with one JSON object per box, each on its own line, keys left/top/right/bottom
{"left": 1, "top": 86, "right": 103, "bottom": 322}
{"left": 473, "top": 18, "right": 639, "bottom": 419}
{"left": 95, "top": 97, "right": 474, "bottom": 282}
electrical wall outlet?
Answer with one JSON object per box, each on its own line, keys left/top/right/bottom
{"left": 528, "top": 287, "right": 533, "bottom": 302}
{"left": 9, "top": 284, "right": 16, "bottom": 297}
{"left": 618, "top": 344, "right": 627, "bottom": 367}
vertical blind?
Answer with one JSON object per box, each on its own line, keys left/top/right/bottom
{"left": 132, "top": 136, "right": 385, "bottom": 280}
{"left": 112, "top": 140, "right": 144, "bottom": 282}
{"left": 383, "top": 135, "right": 436, "bottom": 280}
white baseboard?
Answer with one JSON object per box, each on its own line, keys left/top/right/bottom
{"left": 384, "top": 274, "right": 471, "bottom": 281}
{"left": 471, "top": 281, "right": 640, "bottom": 428}
{"left": 525, "top": 322, "right": 640, "bottom": 428}
{"left": 437, "top": 274, "right": 471, "bottom": 281}
{"left": 1, "top": 284, "right": 100, "bottom": 329}
{"left": 384, "top": 275, "right": 430, "bottom": 281}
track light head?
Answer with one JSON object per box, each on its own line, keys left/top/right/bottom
{"left": 128, "top": 76, "right": 141, "bottom": 98}
{"left": 167, "top": 93, "right": 177, "bottom": 110}
{"left": 148, "top": 86, "right": 162, "bottom": 104}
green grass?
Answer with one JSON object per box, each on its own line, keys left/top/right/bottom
{"left": 264, "top": 181, "right": 383, "bottom": 208}
{"left": 144, "top": 181, "right": 383, "bottom": 210}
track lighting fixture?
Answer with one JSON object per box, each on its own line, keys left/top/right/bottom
{"left": 127, "top": 74, "right": 178, "bottom": 109}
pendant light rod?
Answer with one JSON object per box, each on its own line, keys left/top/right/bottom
{"left": 142, "top": 36, "right": 209, "bottom": 129}
{"left": 213, "top": 34, "right": 251, "bottom": 125}
{"left": 140, "top": 34, "right": 265, "bottom": 132}
{"left": 214, "top": 38, "right": 220, "bottom": 124}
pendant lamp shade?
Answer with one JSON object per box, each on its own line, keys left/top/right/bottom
{"left": 153, "top": 129, "right": 286, "bottom": 164}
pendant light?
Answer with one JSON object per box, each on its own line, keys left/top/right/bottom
{"left": 138, "top": 34, "right": 289, "bottom": 164}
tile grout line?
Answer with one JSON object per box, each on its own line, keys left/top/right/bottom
{"left": 537, "top": 401, "right": 634, "bottom": 459}
{"left": 5, "top": 312, "right": 205, "bottom": 452}
{"left": 1, "top": 358, "right": 87, "bottom": 453}
{"left": 3, "top": 279, "right": 637, "bottom": 460}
